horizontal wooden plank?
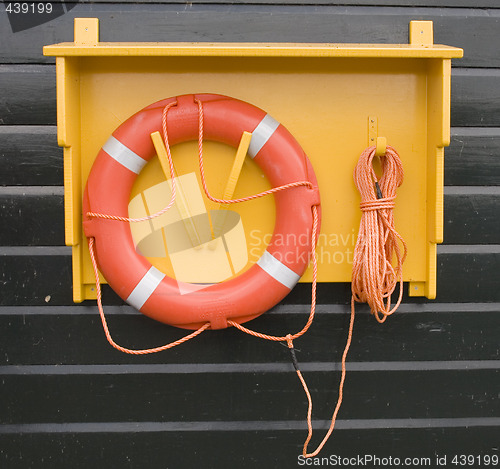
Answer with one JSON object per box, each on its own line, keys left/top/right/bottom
{"left": 0, "top": 306, "right": 498, "bottom": 365}
{"left": 1, "top": 189, "right": 497, "bottom": 245}
{"left": 1, "top": 66, "right": 498, "bottom": 127}
{"left": 1, "top": 5, "right": 493, "bottom": 66}
{"left": 0, "top": 253, "right": 73, "bottom": 306}
{"left": 443, "top": 188, "right": 500, "bottom": 244}
{"left": 3, "top": 360, "right": 498, "bottom": 373}
{"left": 0, "top": 188, "right": 64, "bottom": 246}
{"left": 0, "top": 250, "right": 498, "bottom": 306}
{"left": 0, "top": 65, "right": 56, "bottom": 126}
{"left": 451, "top": 69, "right": 500, "bottom": 127}
{"left": 436, "top": 248, "right": 500, "bottom": 302}
{"left": 0, "top": 126, "right": 62, "bottom": 186}
{"left": 1, "top": 126, "right": 498, "bottom": 186}
{"left": 0, "top": 427, "right": 498, "bottom": 469}
{"left": 2, "top": 418, "right": 499, "bottom": 432}
{"left": 446, "top": 129, "right": 500, "bottom": 186}
{"left": 0, "top": 369, "right": 497, "bottom": 424}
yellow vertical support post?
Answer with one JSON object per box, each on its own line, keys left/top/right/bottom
{"left": 72, "top": 18, "right": 99, "bottom": 301}
{"left": 410, "top": 20, "right": 439, "bottom": 299}
{"left": 57, "top": 54, "right": 85, "bottom": 301}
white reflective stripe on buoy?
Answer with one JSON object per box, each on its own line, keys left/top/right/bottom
{"left": 248, "top": 115, "right": 280, "bottom": 159}
{"left": 102, "top": 136, "right": 148, "bottom": 174}
{"left": 256, "top": 250, "right": 300, "bottom": 290}
{"left": 126, "top": 266, "right": 166, "bottom": 310}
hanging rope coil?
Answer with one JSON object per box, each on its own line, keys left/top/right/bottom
{"left": 352, "top": 145, "right": 407, "bottom": 323}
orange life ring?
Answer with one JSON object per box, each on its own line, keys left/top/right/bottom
{"left": 83, "top": 94, "right": 321, "bottom": 330}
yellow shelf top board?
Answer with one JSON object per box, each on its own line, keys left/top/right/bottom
{"left": 44, "top": 42, "right": 463, "bottom": 59}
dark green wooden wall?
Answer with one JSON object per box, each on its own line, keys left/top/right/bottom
{"left": 0, "top": 1, "right": 498, "bottom": 468}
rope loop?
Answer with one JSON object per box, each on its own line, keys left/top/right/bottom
{"left": 359, "top": 197, "right": 395, "bottom": 212}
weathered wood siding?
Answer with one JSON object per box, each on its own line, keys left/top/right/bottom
{"left": 0, "top": 2, "right": 498, "bottom": 468}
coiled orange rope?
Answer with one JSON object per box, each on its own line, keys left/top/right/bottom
{"left": 352, "top": 145, "right": 407, "bottom": 323}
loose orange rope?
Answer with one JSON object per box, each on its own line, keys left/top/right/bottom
{"left": 88, "top": 236, "right": 210, "bottom": 354}
{"left": 226, "top": 201, "right": 318, "bottom": 342}
{"left": 192, "top": 98, "right": 365, "bottom": 458}
{"left": 286, "top": 297, "right": 356, "bottom": 458}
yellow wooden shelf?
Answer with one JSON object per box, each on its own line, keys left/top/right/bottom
{"left": 44, "top": 18, "right": 463, "bottom": 302}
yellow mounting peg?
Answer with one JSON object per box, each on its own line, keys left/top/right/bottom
{"left": 150, "top": 131, "right": 202, "bottom": 249}
{"left": 151, "top": 131, "right": 174, "bottom": 179}
{"left": 375, "top": 137, "right": 387, "bottom": 157}
{"left": 217, "top": 132, "right": 252, "bottom": 213}
{"left": 210, "top": 131, "right": 252, "bottom": 248}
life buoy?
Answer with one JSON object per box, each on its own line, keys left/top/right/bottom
{"left": 83, "top": 94, "right": 320, "bottom": 330}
